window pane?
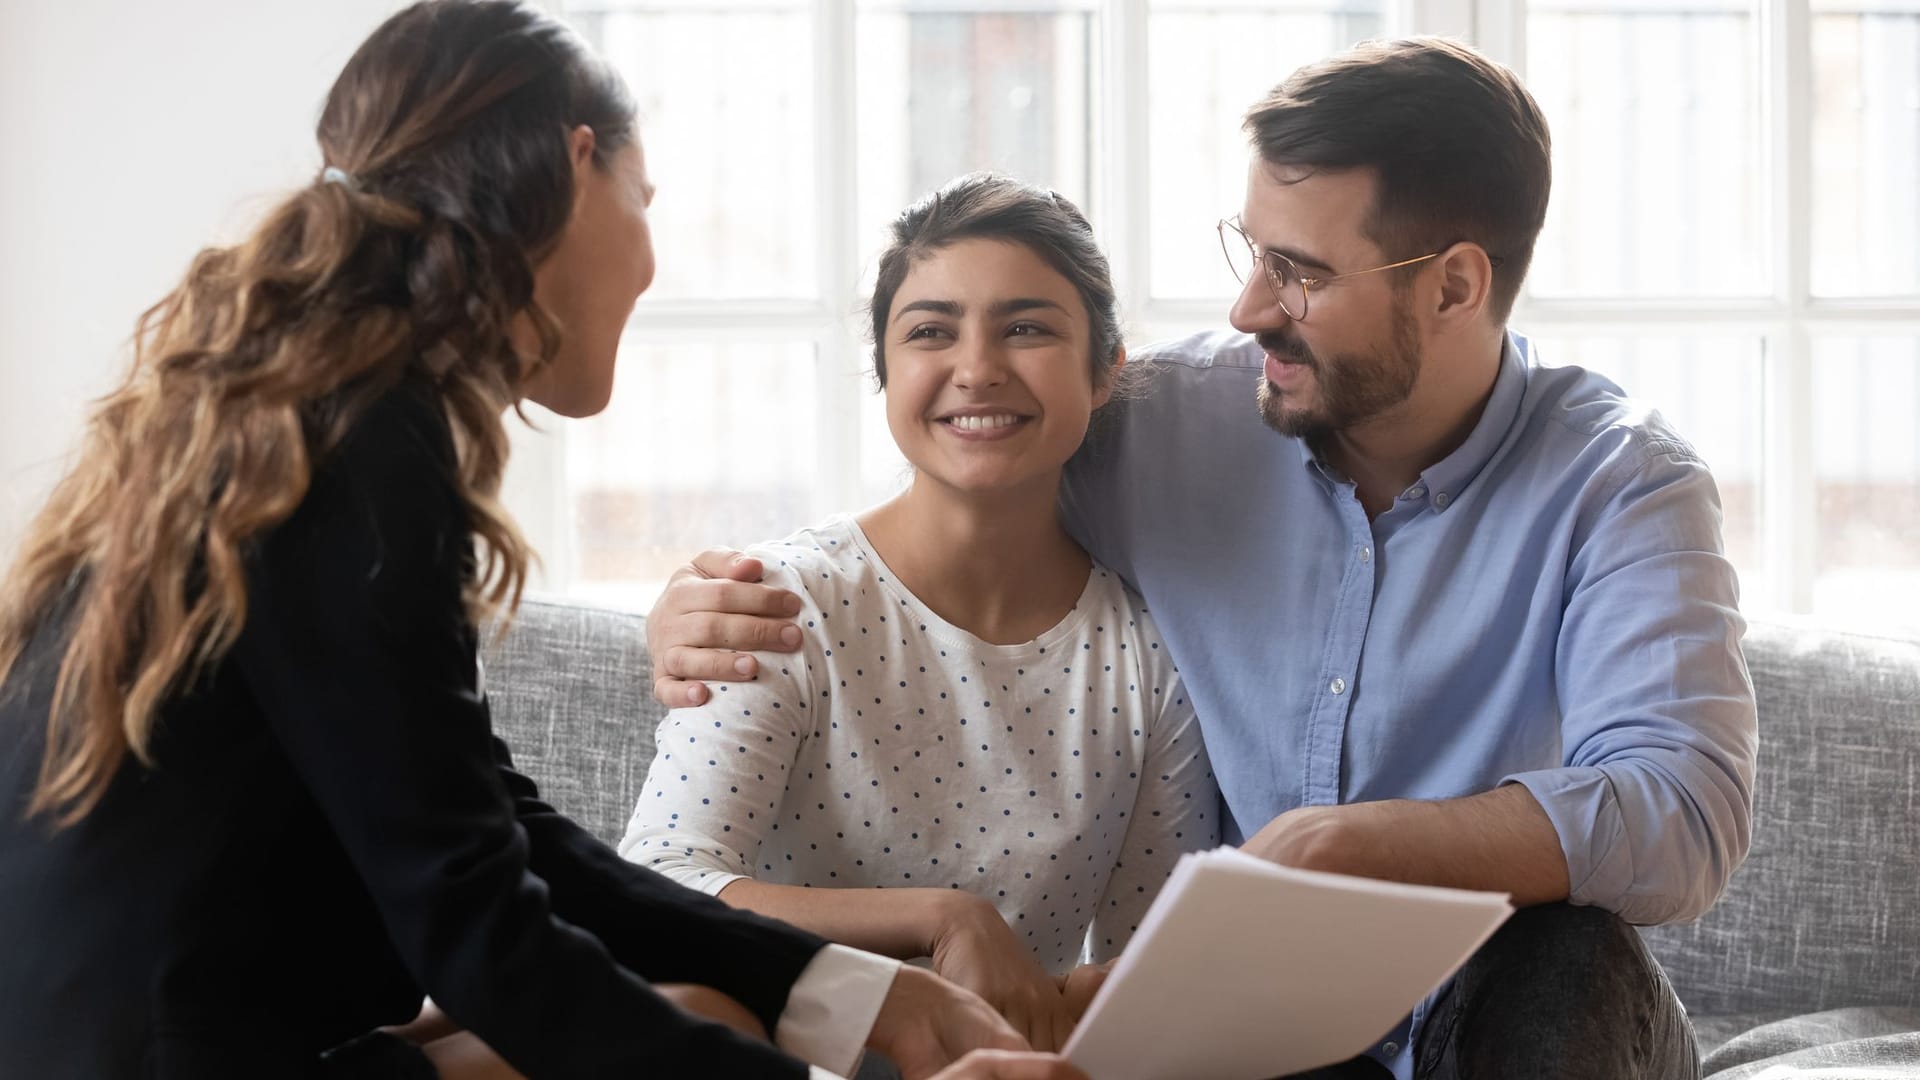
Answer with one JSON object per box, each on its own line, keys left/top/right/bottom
{"left": 565, "top": 342, "right": 818, "bottom": 608}
{"left": 569, "top": 3, "right": 816, "bottom": 300}
{"left": 1530, "top": 337, "right": 1765, "bottom": 604}
{"left": 1813, "top": 338, "right": 1920, "bottom": 628}
{"left": 1147, "top": 1, "right": 1386, "bottom": 301}
{"left": 1525, "top": 0, "right": 1765, "bottom": 298}
{"left": 855, "top": 4, "right": 1097, "bottom": 284}
{"left": 860, "top": 380, "right": 911, "bottom": 509}
{"left": 1811, "top": 7, "right": 1920, "bottom": 298}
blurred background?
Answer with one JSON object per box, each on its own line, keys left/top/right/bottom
{"left": 1, "top": 0, "right": 1915, "bottom": 628}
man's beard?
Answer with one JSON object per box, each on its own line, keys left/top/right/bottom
{"left": 1256, "top": 300, "right": 1422, "bottom": 441}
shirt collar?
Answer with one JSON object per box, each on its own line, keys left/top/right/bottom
{"left": 1415, "top": 331, "right": 1530, "bottom": 513}
{"left": 1295, "top": 331, "right": 1532, "bottom": 513}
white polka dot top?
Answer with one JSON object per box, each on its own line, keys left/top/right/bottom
{"left": 619, "top": 515, "right": 1219, "bottom": 974}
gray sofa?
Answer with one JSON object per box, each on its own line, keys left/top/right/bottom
{"left": 484, "top": 600, "right": 1920, "bottom": 1076}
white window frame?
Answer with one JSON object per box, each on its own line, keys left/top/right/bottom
{"left": 1479, "top": 0, "right": 1920, "bottom": 613}
{"left": 521, "top": 0, "right": 1920, "bottom": 619}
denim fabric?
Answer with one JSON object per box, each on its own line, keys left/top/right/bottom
{"left": 1413, "top": 904, "right": 1698, "bottom": 1080}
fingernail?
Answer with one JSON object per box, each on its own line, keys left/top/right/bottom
{"left": 734, "top": 656, "right": 756, "bottom": 677}
{"left": 780, "top": 626, "right": 802, "bottom": 648}
{"left": 687, "top": 685, "right": 707, "bottom": 706}
{"left": 783, "top": 594, "right": 803, "bottom": 616}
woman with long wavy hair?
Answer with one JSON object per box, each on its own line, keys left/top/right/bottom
{"left": 0, "top": 4, "right": 1083, "bottom": 1079}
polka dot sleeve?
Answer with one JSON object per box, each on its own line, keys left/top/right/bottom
{"left": 1087, "top": 659, "right": 1219, "bottom": 961}
{"left": 616, "top": 565, "right": 825, "bottom": 897}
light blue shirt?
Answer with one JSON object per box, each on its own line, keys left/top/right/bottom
{"left": 1061, "top": 329, "right": 1757, "bottom": 1078}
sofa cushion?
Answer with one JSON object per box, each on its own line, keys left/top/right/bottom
{"left": 1700, "top": 1006, "right": 1920, "bottom": 1078}
{"left": 1642, "top": 618, "right": 1920, "bottom": 1018}
{"left": 482, "top": 599, "right": 1920, "bottom": 1023}
{"left": 483, "top": 596, "right": 661, "bottom": 846}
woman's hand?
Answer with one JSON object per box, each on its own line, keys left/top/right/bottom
{"left": 928, "top": 1049, "right": 1090, "bottom": 1080}
{"left": 1054, "top": 961, "right": 1116, "bottom": 1024}
{"left": 868, "top": 964, "right": 1030, "bottom": 1080}
{"left": 930, "top": 893, "right": 1081, "bottom": 1052}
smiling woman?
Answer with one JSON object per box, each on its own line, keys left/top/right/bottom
{"left": 0, "top": 5, "right": 1058, "bottom": 1079}
{"left": 616, "top": 174, "right": 1218, "bottom": 1055}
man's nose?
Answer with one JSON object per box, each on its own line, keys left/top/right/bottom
{"left": 1228, "top": 271, "right": 1293, "bottom": 335}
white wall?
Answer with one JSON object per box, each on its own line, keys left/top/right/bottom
{"left": 0, "top": 0, "right": 415, "bottom": 556}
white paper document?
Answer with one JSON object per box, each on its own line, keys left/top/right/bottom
{"left": 1062, "top": 847, "right": 1513, "bottom": 1080}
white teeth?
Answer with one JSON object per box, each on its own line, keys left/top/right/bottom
{"left": 947, "top": 414, "right": 1019, "bottom": 431}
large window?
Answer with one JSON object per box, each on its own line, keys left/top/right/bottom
{"left": 524, "top": 0, "right": 1920, "bottom": 631}
{"left": 1508, "top": 0, "right": 1920, "bottom": 621}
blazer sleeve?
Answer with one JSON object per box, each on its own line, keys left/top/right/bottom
{"left": 495, "top": 735, "right": 834, "bottom": 1029}
{"left": 231, "top": 388, "right": 816, "bottom": 1079}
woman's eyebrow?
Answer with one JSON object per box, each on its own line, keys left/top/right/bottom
{"left": 893, "top": 298, "right": 961, "bottom": 322}
{"left": 989, "top": 298, "right": 1068, "bottom": 318}
{"left": 892, "top": 297, "right": 1068, "bottom": 323}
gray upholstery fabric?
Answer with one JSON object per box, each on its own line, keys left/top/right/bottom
{"left": 483, "top": 597, "right": 662, "bottom": 847}
{"left": 1643, "top": 619, "right": 1920, "bottom": 1019}
{"left": 1701, "top": 1007, "right": 1920, "bottom": 1079}
{"left": 483, "top": 600, "right": 1920, "bottom": 1060}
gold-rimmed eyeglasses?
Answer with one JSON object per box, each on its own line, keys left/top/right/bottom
{"left": 1217, "top": 216, "right": 1443, "bottom": 322}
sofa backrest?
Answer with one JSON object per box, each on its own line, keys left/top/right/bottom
{"left": 485, "top": 597, "right": 664, "bottom": 847}
{"left": 1639, "top": 618, "right": 1920, "bottom": 1017}
{"left": 484, "top": 601, "right": 1920, "bottom": 1018}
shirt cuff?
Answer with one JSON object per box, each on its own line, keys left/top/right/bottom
{"left": 1500, "top": 767, "right": 1631, "bottom": 907}
{"left": 776, "top": 944, "right": 902, "bottom": 1078}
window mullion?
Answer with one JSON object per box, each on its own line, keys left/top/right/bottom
{"left": 1764, "top": 0, "right": 1816, "bottom": 612}
{"left": 1474, "top": 0, "right": 1526, "bottom": 68}
{"left": 1103, "top": 0, "right": 1151, "bottom": 334}
{"left": 815, "top": 0, "right": 862, "bottom": 522}
{"left": 1405, "top": 0, "right": 1476, "bottom": 39}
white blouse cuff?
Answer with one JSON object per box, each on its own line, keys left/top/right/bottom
{"left": 776, "top": 943, "right": 903, "bottom": 1078}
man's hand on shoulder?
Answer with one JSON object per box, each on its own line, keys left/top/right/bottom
{"left": 647, "top": 547, "right": 806, "bottom": 707}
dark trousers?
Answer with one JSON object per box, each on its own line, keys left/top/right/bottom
{"left": 1294, "top": 903, "right": 1700, "bottom": 1080}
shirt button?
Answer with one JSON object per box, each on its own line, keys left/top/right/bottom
{"left": 1433, "top": 492, "right": 1451, "bottom": 509}
{"left": 1360, "top": 546, "right": 1372, "bottom": 563}
{"left": 1382, "top": 1041, "right": 1400, "bottom": 1056}
{"left": 1406, "top": 484, "right": 1427, "bottom": 499}
{"left": 1329, "top": 677, "right": 1347, "bottom": 695}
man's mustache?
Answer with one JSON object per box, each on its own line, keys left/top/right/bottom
{"left": 1257, "top": 331, "right": 1316, "bottom": 368}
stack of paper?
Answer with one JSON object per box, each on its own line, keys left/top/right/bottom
{"left": 1062, "top": 848, "right": 1513, "bottom": 1080}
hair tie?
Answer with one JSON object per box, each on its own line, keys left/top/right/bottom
{"left": 321, "top": 166, "right": 358, "bottom": 191}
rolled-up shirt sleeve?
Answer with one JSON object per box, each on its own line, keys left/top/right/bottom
{"left": 1503, "top": 446, "right": 1758, "bottom": 926}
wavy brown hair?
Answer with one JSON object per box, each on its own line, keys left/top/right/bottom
{"left": 0, "top": 0, "right": 635, "bottom": 825}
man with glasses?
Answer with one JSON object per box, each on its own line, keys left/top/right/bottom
{"left": 647, "top": 37, "right": 1753, "bottom": 1080}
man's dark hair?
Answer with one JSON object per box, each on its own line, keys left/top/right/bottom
{"left": 1244, "top": 37, "right": 1551, "bottom": 323}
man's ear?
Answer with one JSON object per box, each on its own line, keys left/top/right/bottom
{"left": 1430, "top": 241, "right": 1495, "bottom": 331}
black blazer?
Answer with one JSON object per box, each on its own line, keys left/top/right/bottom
{"left": 0, "top": 380, "right": 827, "bottom": 1078}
